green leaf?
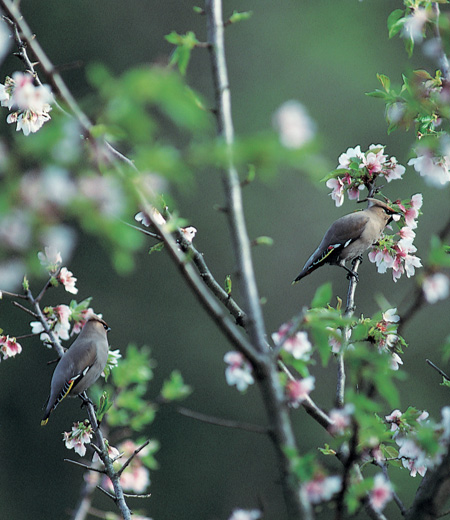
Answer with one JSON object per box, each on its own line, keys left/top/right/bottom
{"left": 96, "top": 391, "right": 113, "bottom": 422}
{"left": 161, "top": 370, "right": 192, "bottom": 401}
{"left": 387, "top": 9, "right": 406, "bottom": 38}
{"left": 165, "top": 31, "right": 200, "bottom": 75}
{"left": 377, "top": 73, "right": 391, "bottom": 92}
{"left": 225, "top": 275, "right": 232, "bottom": 295}
{"left": 149, "top": 242, "right": 165, "bottom": 254}
{"left": 253, "top": 236, "right": 274, "bottom": 246}
{"left": 429, "top": 235, "right": 450, "bottom": 268}
{"left": 228, "top": 10, "right": 253, "bottom": 24}
{"left": 311, "top": 282, "right": 332, "bottom": 308}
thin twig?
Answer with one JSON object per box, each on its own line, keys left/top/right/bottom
{"left": 64, "top": 459, "right": 106, "bottom": 474}
{"left": 96, "top": 486, "right": 116, "bottom": 501}
{"left": 117, "top": 439, "right": 151, "bottom": 477}
{"left": 178, "top": 406, "right": 270, "bottom": 434}
{"left": 12, "top": 300, "right": 38, "bottom": 318}
{"left": 426, "top": 359, "right": 450, "bottom": 381}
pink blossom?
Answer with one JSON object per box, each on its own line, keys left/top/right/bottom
{"left": 422, "top": 273, "right": 450, "bottom": 304}
{"left": 228, "top": 509, "right": 261, "bottom": 520}
{"left": 302, "top": 474, "right": 341, "bottom": 504}
{"left": 408, "top": 154, "right": 450, "bottom": 187}
{"left": 326, "top": 177, "right": 345, "bottom": 207}
{"left": 385, "top": 409, "right": 403, "bottom": 433}
{"left": 384, "top": 156, "right": 405, "bottom": 182}
{"left": 369, "top": 474, "right": 393, "bottom": 512}
{"left": 286, "top": 376, "right": 315, "bottom": 407}
{"left": 272, "top": 100, "right": 316, "bottom": 149}
{"left": 328, "top": 404, "right": 354, "bottom": 435}
{"left": 63, "top": 421, "right": 93, "bottom": 457}
{"left": 368, "top": 247, "right": 395, "bottom": 274}
{"left": 398, "top": 226, "right": 416, "bottom": 248}
{"left": 58, "top": 267, "right": 78, "bottom": 294}
{"left": 403, "top": 194, "right": 423, "bottom": 229}
{"left": 272, "top": 323, "right": 312, "bottom": 360}
{"left": 361, "top": 149, "right": 386, "bottom": 175}
{"left": 397, "top": 438, "right": 428, "bottom": 477}
{"left": 0, "top": 335, "right": 22, "bottom": 359}
{"left": 224, "top": 351, "right": 254, "bottom": 392}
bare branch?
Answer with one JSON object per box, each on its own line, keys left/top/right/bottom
{"left": 64, "top": 459, "right": 106, "bottom": 474}
{"left": 117, "top": 439, "right": 151, "bottom": 477}
{"left": 427, "top": 359, "right": 450, "bottom": 382}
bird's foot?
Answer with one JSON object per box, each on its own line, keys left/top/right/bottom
{"left": 79, "top": 393, "right": 95, "bottom": 410}
{"left": 352, "top": 255, "right": 363, "bottom": 266}
{"left": 345, "top": 269, "right": 359, "bottom": 282}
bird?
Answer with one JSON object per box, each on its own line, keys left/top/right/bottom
{"left": 41, "top": 315, "right": 110, "bottom": 425}
{"left": 293, "top": 198, "right": 399, "bottom": 283}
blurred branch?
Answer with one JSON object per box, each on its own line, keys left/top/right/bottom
{"left": 178, "top": 406, "right": 269, "bottom": 434}
{"left": 431, "top": 3, "right": 450, "bottom": 81}
{"left": 427, "top": 359, "right": 450, "bottom": 382}
{"left": 336, "top": 258, "right": 361, "bottom": 408}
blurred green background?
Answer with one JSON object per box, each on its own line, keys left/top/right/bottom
{"left": 1, "top": 1, "right": 449, "bottom": 519}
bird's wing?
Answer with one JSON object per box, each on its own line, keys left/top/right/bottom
{"left": 40, "top": 341, "right": 97, "bottom": 426}
{"left": 293, "top": 212, "right": 369, "bottom": 283}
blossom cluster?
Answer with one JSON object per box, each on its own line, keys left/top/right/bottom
{"left": 385, "top": 407, "right": 450, "bottom": 478}
{"left": 326, "top": 145, "right": 405, "bottom": 207}
{"left": 368, "top": 194, "right": 423, "bottom": 282}
{"left": 63, "top": 420, "right": 93, "bottom": 457}
{"left": 0, "top": 72, "right": 53, "bottom": 135}
{"left": 228, "top": 509, "right": 261, "bottom": 520}
{"left": 301, "top": 473, "right": 341, "bottom": 505}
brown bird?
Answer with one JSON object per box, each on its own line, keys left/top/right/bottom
{"left": 293, "top": 198, "right": 398, "bottom": 283}
{"left": 41, "top": 315, "right": 110, "bottom": 425}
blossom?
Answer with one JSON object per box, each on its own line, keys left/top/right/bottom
{"left": 301, "top": 474, "right": 341, "bottom": 504}
{"left": 63, "top": 421, "right": 93, "bottom": 457}
{"left": 382, "top": 308, "right": 400, "bottom": 324}
{"left": 0, "top": 72, "right": 53, "bottom": 135}
{"left": 272, "top": 100, "right": 316, "bottom": 149}
{"left": 369, "top": 474, "right": 393, "bottom": 512}
{"left": 396, "top": 437, "right": 428, "bottom": 477}
{"left": 79, "top": 175, "right": 124, "bottom": 217}
{"left": 408, "top": 153, "right": 450, "bottom": 187}
{"left": 0, "top": 335, "right": 22, "bottom": 359}
{"left": 328, "top": 404, "right": 354, "bottom": 435}
{"left": 403, "top": 194, "right": 423, "bottom": 229}
{"left": 30, "top": 320, "right": 50, "bottom": 344}
{"left": 385, "top": 409, "right": 403, "bottom": 433}
{"left": 224, "top": 351, "right": 254, "bottom": 392}
{"left": 402, "top": 7, "right": 429, "bottom": 43}
{"left": 384, "top": 156, "right": 405, "bottom": 182}
{"left": 38, "top": 246, "right": 62, "bottom": 273}
{"left": 422, "top": 273, "right": 450, "bottom": 304}
{"left": 135, "top": 207, "right": 166, "bottom": 227}
{"left": 272, "top": 323, "right": 312, "bottom": 360}
{"left": 181, "top": 226, "right": 197, "bottom": 243}
{"left": 337, "top": 145, "right": 363, "bottom": 169}
{"left": 326, "top": 177, "right": 345, "bottom": 207}
{"left": 286, "top": 376, "right": 315, "bottom": 407}
{"left": 53, "top": 304, "right": 72, "bottom": 340}
{"left": 228, "top": 509, "right": 261, "bottom": 520}
{"left": 58, "top": 267, "right": 78, "bottom": 294}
